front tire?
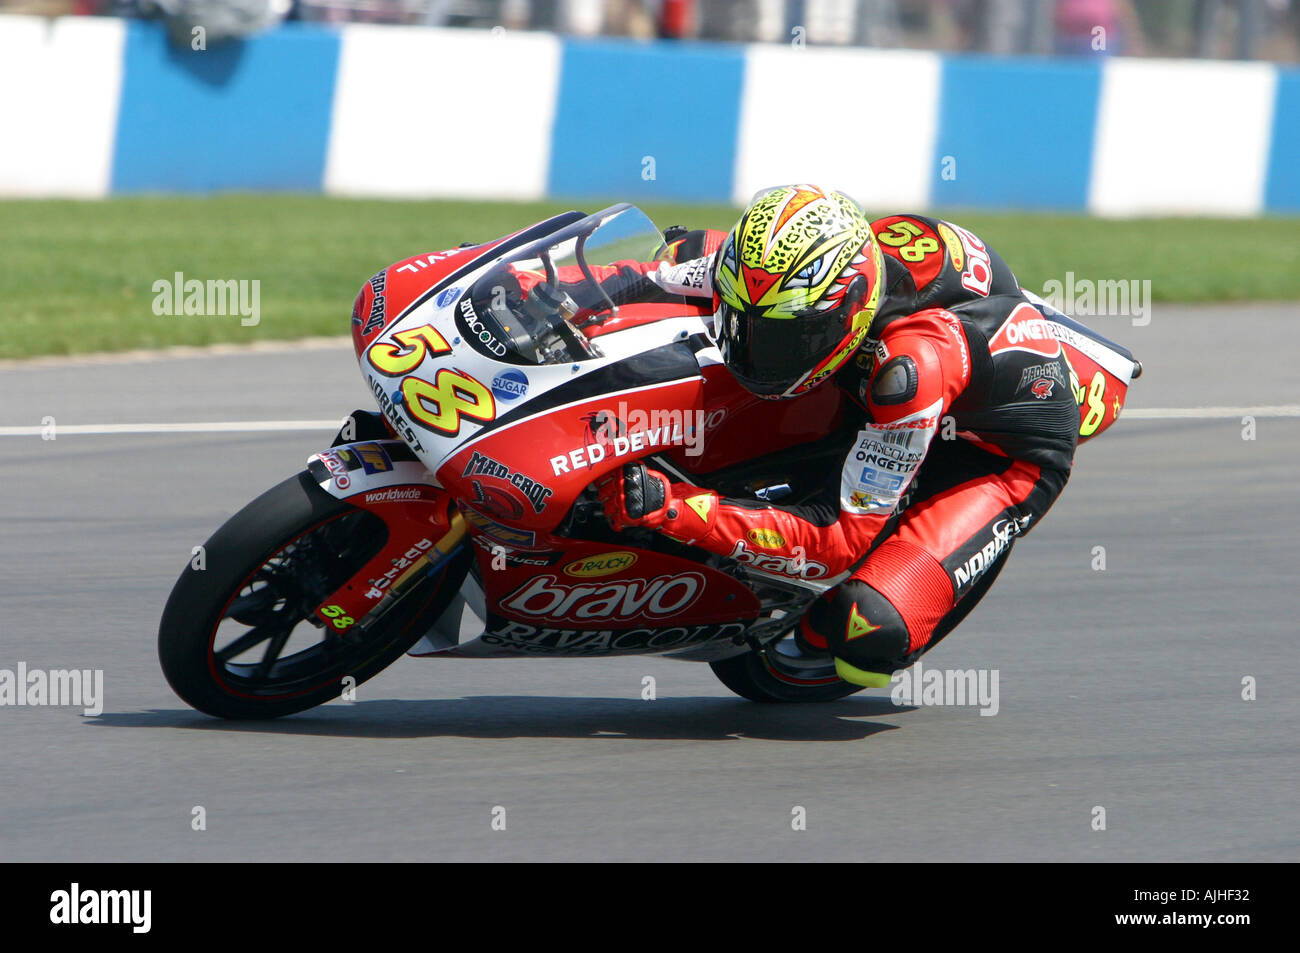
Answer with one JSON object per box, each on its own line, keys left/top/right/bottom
{"left": 159, "top": 472, "right": 468, "bottom": 719}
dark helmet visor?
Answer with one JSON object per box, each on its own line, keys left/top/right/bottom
{"left": 718, "top": 300, "right": 853, "bottom": 396}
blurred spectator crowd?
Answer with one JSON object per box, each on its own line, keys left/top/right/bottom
{"left": 5, "top": 0, "right": 1299, "bottom": 61}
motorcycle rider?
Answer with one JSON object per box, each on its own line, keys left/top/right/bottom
{"left": 597, "top": 185, "right": 1080, "bottom": 687}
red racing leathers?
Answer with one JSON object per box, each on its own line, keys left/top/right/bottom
{"left": 600, "top": 215, "right": 1080, "bottom": 680}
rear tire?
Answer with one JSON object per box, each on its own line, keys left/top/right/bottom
{"left": 159, "top": 472, "right": 468, "bottom": 719}
{"left": 710, "top": 641, "right": 866, "bottom": 703}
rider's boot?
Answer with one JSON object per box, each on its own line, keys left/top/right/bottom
{"left": 799, "top": 596, "right": 895, "bottom": 688}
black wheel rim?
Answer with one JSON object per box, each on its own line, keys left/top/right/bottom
{"left": 761, "top": 635, "right": 845, "bottom": 687}
{"left": 206, "top": 509, "right": 409, "bottom": 700}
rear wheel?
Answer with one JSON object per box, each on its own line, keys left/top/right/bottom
{"left": 158, "top": 472, "right": 469, "bottom": 719}
{"left": 710, "top": 635, "right": 866, "bottom": 703}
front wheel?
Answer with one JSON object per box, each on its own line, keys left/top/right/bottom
{"left": 159, "top": 472, "right": 469, "bottom": 719}
{"left": 710, "top": 636, "right": 866, "bottom": 703}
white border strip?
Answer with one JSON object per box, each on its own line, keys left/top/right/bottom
{"left": 2, "top": 406, "right": 1297, "bottom": 437}
{"left": 0, "top": 336, "right": 352, "bottom": 370}
{"left": 0, "top": 420, "right": 342, "bottom": 436}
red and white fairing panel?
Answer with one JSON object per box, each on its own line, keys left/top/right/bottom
{"left": 359, "top": 262, "right": 712, "bottom": 474}
{"left": 1012, "top": 292, "right": 1139, "bottom": 442}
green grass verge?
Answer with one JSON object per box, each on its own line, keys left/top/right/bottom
{"left": 1, "top": 195, "right": 1297, "bottom": 359}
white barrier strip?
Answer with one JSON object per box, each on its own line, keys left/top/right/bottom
{"left": 324, "top": 24, "right": 559, "bottom": 200}
{"left": 1088, "top": 58, "right": 1277, "bottom": 216}
{"left": 733, "top": 46, "right": 940, "bottom": 209}
{"left": 0, "top": 15, "right": 124, "bottom": 197}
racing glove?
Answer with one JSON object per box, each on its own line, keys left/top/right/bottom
{"left": 597, "top": 463, "right": 717, "bottom": 544}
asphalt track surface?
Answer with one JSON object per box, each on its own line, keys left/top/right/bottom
{"left": 1, "top": 304, "right": 1296, "bottom": 862}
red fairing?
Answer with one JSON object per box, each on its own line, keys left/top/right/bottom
{"left": 309, "top": 486, "right": 458, "bottom": 628}
{"left": 659, "top": 308, "right": 974, "bottom": 579}
{"left": 430, "top": 377, "right": 767, "bottom": 633}
{"left": 661, "top": 364, "right": 845, "bottom": 474}
{"left": 1062, "top": 344, "right": 1130, "bottom": 443}
{"left": 586, "top": 302, "right": 699, "bottom": 337}
{"left": 437, "top": 379, "right": 707, "bottom": 540}
{"left": 350, "top": 240, "right": 507, "bottom": 358}
{"left": 482, "top": 543, "right": 760, "bottom": 630}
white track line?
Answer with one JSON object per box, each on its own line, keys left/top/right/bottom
{"left": 1, "top": 406, "right": 1298, "bottom": 437}
{"left": 0, "top": 336, "right": 352, "bottom": 370}
{"left": 0, "top": 420, "right": 342, "bottom": 436}
{"left": 1120, "top": 406, "right": 1300, "bottom": 419}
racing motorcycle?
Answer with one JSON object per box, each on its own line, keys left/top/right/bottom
{"left": 159, "top": 204, "right": 1141, "bottom": 719}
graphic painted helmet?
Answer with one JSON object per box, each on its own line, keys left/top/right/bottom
{"left": 713, "top": 185, "right": 884, "bottom": 398}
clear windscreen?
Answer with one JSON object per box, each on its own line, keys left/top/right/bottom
{"left": 464, "top": 204, "right": 679, "bottom": 366}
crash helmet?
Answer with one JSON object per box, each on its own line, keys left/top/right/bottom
{"left": 713, "top": 185, "right": 883, "bottom": 398}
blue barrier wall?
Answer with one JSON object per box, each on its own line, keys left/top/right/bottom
{"left": 1265, "top": 68, "right": 1300, "bottom": 212}
{"left": 932, "top": 57, "right": 1101, "bottom": 210}
{"left": 1, "top": 15, "right": 1296, "bottom": 215}
{"left": 111, "top": 20, "right": 340, "bottom": 192}
{"left": 548, "top": 39, "right": 745, "bottom": 202}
